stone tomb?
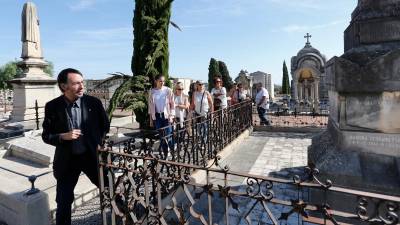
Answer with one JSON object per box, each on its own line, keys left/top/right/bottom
{"left": 309, "top": 0, "right": 400, "bottom": 196}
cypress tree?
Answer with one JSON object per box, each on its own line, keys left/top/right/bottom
{"left": 132, "top": 0, "right": 172, "bottom": 85}
{"left": 218, "top": 61, "right": 233, "bottom": 91}
{"left": 108, "top": 0, "right": 173, "bottom": 129}
{"left": 282, "top": 61, "right": 290, "bottom": 95}
{"left": 207, "top": 58, "right": 221, "bottom": 90}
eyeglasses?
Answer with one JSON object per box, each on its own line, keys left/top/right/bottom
{"left": 177, "top": 88, "right": 183, "bottom": 90}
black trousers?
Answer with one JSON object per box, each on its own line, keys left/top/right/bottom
{"left": 55, "top": 151, "right": 99, "bottom": 225}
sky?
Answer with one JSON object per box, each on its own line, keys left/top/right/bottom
{"left": 0, "top": 0, "right": 357, "bottom": 85}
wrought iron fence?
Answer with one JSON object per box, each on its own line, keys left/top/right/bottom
{"left": 0, "top": 100, "right": 43, "bottom": 133}
{"left": 107, "top": 100, "right": 253, "bottom": 167}
{"left": 253, "top": 107, "right": 329, "bottom": 128}
{"left": 98, "top": 147, "right": 400, "bottom": 225}
{"left": 98, "top": 100, "right": 399, "bottom": 225}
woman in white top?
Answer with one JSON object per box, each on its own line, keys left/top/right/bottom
{"left": 174, "top": 82, "right": 189, "bottom": 127}
{"left": 191, "top": 80, "right": 213, "bottom": 117}
{"left": 190, "top": 80, "right": 213, "bottom": 144}
{"left": 211, "top": 77, "right": 228, "bottom": 110}
{"left": 148, "top": 74, "right": 175, "bottom": 158}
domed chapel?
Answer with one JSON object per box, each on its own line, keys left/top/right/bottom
{"left": 291, "top": 33, "right": 328, "bottom": 109}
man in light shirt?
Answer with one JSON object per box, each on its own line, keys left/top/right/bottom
{"left": 255, "top": 82, "right": 270, "bottom": 125}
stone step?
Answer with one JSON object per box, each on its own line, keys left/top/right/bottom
{"left": 5, "top": 135, "right": 54, "bottom": 166}
{"left": 0, "top": 148, "right": 7, "bottom": 158}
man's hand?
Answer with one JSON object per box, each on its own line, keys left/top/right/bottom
{"left": 60, "top": 129, "right": 82, "bottom": 140}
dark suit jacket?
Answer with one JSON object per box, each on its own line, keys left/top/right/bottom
{"left": 42, "top": 94, "right": 110, "bottom": 179}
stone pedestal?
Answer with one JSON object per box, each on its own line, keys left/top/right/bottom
{"left": 0, "top": 178, "right": 50, "bottom": 225}
{"left": 309, "top": 0, "right": 400, "bottom": 195}
{"left": 9, "top": 58, "right": 59, "bottom": 123}
{"left": 11, "top": 78, "right": 58, "bottom": 122}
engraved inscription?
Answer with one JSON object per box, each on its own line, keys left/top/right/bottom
{"left": 348, "top": 135, "right": 400, "bottom": 149}
{"left": 360, "top": 21, "right": 400, "bottom": 43}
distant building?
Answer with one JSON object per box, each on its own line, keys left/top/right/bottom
{"left": 172, "top": 78, "right": 193, "bottom": 95}
{"left": 85, "top": 74, "right": 131, "bottom": 107}
{"left": 249, "top": 71, "right": 274, "bottom": 100}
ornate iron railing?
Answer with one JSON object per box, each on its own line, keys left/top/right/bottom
{"left": 98, "top": 100, "right": 399, "bottom": 224}
{"left": 98, "top": 147, "right": 400, "bottom": 225}
{"left": 107, "top": 100, "right": 253, "bottom": 167}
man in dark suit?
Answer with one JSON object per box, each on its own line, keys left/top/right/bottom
{"left": 42, "top": 68, "right": 110, "bottom": 225}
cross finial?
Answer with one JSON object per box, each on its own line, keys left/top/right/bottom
{"left": 304, "top": 33, "right": 312, "bottom": 46}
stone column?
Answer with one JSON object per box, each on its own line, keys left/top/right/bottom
{"left": 298, "top": 84, "right": 303, "bottom": 101}
{"left": 311, "top": 83, "right": 315, "bottom": 102}
{"left": 293, "top": 81, "right": 299, "bottom": 102}
{"left": 315, "top": 80, "right": 320, "bottom": 104}
{"left": 304, "top": 87, "right": 308, "bottom": 100}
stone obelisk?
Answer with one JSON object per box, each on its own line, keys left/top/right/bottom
{"left": 309, "top": 0, "right": 400, "bottom": 195}
{"left": 10, "top": 2, "right": 58, "bottom": 124}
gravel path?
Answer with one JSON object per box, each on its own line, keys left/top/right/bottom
{"left": 51, "top": 197, "right": 102, "bottom": 225}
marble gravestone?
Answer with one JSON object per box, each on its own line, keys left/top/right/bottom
{"left": 10, "top": 2, "right": 58, "bottom": 123}
{"left": 309, "top": 0, "right": 400, "bottom": 195}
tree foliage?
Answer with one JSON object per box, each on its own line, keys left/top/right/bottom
{"left": 131, "top": 0, "right": 172, "bottom": 86}
{"left": 44, "top": 61, "right": 54, "bottom": 77}
{"left": 207, "top": 58, "right": 221, "bottom": 91}
{"left": 0, "top": 60, "right": 53, "bottom": 90}
{"left": 108, "top": 0, "right": 174, "bottom": 129}
{"left": 106, "top": 73, "right": 151, "bottom": 128}
{"left": 282, "top": 61, "right": 290, "bottom": 95}
{"left": 218, "top": 61, "right": 233, "bottom": 91}
{"left": 0, "top": 61, "right": 21, "bottom": 89}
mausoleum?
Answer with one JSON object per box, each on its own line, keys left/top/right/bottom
{"left": 291, "top": 33, "right": 328, "bottom": 108}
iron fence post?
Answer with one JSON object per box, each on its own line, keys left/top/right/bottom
{"left": 3, "top": 91, "right": 6, "bottom": 114}
{"left": 35, "top": 100, "right": 39, "bottom": 130}
{"left": 26, "top": 175, "right": 39, "bottom": 196}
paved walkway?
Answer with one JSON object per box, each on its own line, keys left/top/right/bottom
{"left": 207, "top": 132, "right": 314, "bottom": 186}
{"left": 68, "top": 131, "right": 318, "bottom": 224}
{"left": 247, "top": 132, "right": 312, "bottom": 177}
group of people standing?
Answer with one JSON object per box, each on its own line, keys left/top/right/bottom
{"left": 42, "top": 69, "right": 271, "bottom": 225}
{"left": 148, "top": 74, "right": 271, "bottom": 133}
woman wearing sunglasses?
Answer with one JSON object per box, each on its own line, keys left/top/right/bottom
{"left": 174, "top": 82, "right": 190, "bottom": 127}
